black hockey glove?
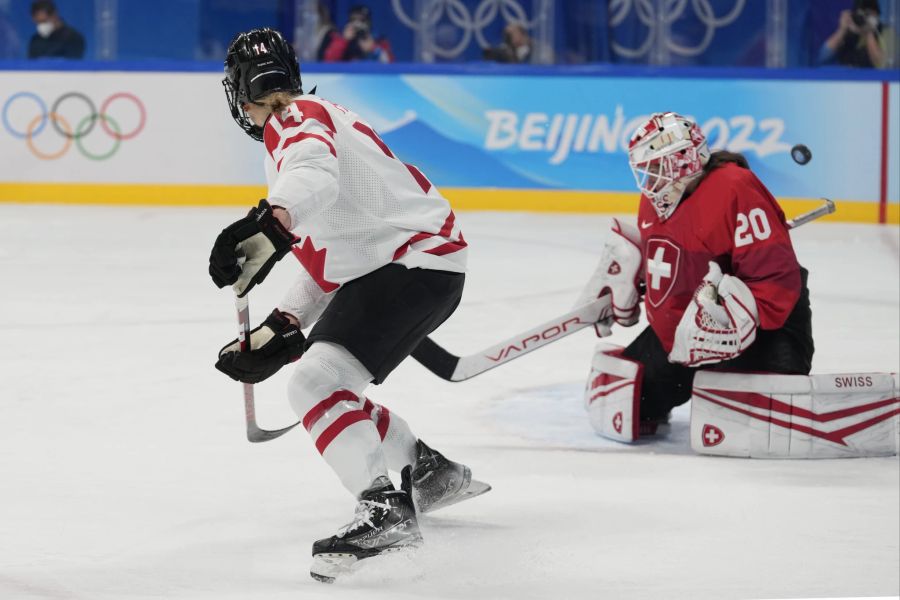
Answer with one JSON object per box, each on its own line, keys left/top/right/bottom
{"left": 215, "top": 309, "right": 306, "bottom": 384}
{"left": 209, "top": 199, "right": 296, "bottom": 298}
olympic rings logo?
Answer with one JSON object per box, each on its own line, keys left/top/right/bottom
{"left": 609, "top": 0, "right": 746, "bottom": 59}
{"left": 391, "top": 0, "right": 551, "bottom": 59}
{"left": 2, "top": 91, "right": 147, "bottom": 160}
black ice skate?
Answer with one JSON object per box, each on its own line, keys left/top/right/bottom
{"left": 310, "top": 469, "right": 422, "bottom": 584}
{"left": 410, "top": 439, "right": 492, "bottom": 514}
{"left": 639, "top": 411, "right": 672, "bottom": 437}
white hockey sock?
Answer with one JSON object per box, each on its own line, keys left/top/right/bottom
{"left": 362, "top": 398, "right": 417, "bottom": 472}
{"left": 287, "top": 342, "right": 388, "bottom": 497}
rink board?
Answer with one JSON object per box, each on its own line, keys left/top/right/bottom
{"left": 0, "top": 70, "right": 897, "bottom": 222}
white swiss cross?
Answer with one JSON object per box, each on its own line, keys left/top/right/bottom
{"left": 647, "top": 246, "right": 672, "bottom": 290}
{"left": 701, "top": 424, "right": 726, "bottom": 447}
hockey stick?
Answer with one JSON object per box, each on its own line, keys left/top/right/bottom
{"left": 234, "top": 293, "right": 302, "bottom": 443}
{"left": 411, "top": 296, "right": 612, "bottom": 382}
{"left": 786, "top": 197, "right": 835, "bottom": 229}
{"left": 412, "top": 198, "right": 836, "bottom": 383}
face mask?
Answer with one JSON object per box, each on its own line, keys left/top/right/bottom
{"left": 36, "top": 22, "right": 55, "bottom": 38}
{"left": 866, "top": 15, "right": 879, "bottom": 29}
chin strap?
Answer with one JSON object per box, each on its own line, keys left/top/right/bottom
{"left": 654, "top": 170, "right": 703, "bottom": 220}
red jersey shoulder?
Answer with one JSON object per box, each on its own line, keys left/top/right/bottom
{"left": 679, "top": 163, "right": 788, "bottom": 254}
{"left": 694, "top": 163, "right": 782, "bottom": 215}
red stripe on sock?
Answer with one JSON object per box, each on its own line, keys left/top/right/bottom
{"left": 315, "top": 410, "right": 370, "bottom": 454}
{"left": 362, "top": 398, "right": 376, "bottom": 416}
{"left": 303, "top": 390, "right": 358, "bottom": 432}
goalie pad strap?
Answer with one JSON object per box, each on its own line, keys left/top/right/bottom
{"left": 691, "top": 371, "right": 900, "bottom": 458}
{"left": 585, "top": 343, "right": 643, "bottom": 442}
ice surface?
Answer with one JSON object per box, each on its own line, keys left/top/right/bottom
{"left": 0, "top": 205, "right": 897, "bottom": 600}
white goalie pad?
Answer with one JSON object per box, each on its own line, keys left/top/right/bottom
{"left": 691, "top": 371, "right": 900, "bottom": 458}
{"left": 584, "top": 343, "right": 642, "bottom": 442}
{"left": 573, "top": 218, "right": 643, "bottom": 334}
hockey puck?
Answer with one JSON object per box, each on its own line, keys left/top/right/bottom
{"left": 790, "top": 144, "right": 812, "bottom": 165}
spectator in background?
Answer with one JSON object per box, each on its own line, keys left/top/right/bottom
{"left": 29, "top": 0, "right": 84, "bottom": 59}
{"left": 819, "top": 0, "right": 894, "bottom": 68}
{"left": 322, "top": 4, "right": 393, "bottom": 63}
{"left": 482, "top": 23, "right": 532, "bottom": 63}
{"left": 315, "top": 1, "right": 339, "bottom": 61}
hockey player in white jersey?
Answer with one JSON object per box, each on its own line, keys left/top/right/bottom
{"left": 208, "top": 28, "right": 490, "bottom": 582}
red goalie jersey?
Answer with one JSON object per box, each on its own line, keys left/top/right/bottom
{"left": 637, "top": 162, "right": 802, "bottom": 353}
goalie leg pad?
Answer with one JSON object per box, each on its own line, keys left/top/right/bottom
{"left": 585, "top": 343, "right": 643, "bottom": 442}
{"left": 690, "top": 371, "right": 900, "bottom": 458}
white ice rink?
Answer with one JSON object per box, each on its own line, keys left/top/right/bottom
{"left": 1, "top": 204, "right": 898, "bottom": 600}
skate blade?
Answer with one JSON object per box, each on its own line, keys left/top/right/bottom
{"left": 310, "top": 553, "right": 358, "bottom": 583}
{"left": 420, "top": 479, "right": 491, "bottom": 514}
{"left": 310, "top": 539, "right": 423, "bottom": 584}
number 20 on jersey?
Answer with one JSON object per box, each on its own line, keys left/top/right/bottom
{"left": 735, "top": 208, "right": 771, "bottom": 247}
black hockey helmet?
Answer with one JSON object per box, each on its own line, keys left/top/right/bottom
{"left": 223, "top": 28, "right": 302, "bottom": 141}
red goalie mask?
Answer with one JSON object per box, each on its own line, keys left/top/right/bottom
{"left": 628, "top": 112, "right": 710, "bottom": 221}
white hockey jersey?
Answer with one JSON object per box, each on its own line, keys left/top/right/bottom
{"left": 263, "top": 95, "right": 467, "bottom": 326}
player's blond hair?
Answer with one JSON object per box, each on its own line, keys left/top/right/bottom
{"left": 258, "top": 91, "right": 301, "bottom": 114}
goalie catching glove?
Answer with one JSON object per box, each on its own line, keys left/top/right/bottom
{"left": 216, "top": 309, "right": 306, "bottom": 383}
{"left": 209, "top": 199, "right": 296, "bottom": 297}
{"left": 669, "top": 261, "right": 759, "bottom": 367}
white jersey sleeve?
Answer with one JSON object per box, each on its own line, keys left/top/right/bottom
{"left": 261, "top": 95, "right": 467, "bottom": 296}
{"left": 263, "top": 102, "right": 340, "bottom": 229}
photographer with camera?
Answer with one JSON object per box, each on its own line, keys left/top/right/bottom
{"left": 819, "top": 0, "right": 892, "bottom": 68}
{"left": 322, "top": 4, "right": 393, "bottom": 63}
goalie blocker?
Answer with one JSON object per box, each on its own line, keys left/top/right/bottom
{"left": 585, "top": 344, "right": 899, "bottom": 457}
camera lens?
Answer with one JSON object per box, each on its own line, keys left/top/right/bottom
{"left": 852, "top": 10, "right": 867, "bottom": 27}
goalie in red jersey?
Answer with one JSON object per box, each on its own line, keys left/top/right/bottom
{"left": 584, "top": 112, "right": 815, "bottom": 442}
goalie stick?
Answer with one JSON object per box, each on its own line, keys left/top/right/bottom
{"left": 234, "top": 294, "right": 302, "bottom": 443}
{"left": 412, "top": 198, "right": 837, "bottom": 382}
{"left": 786, "top": 197, "right": 835, "bottom": 229}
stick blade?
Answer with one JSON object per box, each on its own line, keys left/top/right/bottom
{"left": 247, "top": 421, "right": 301, "bottom": 443}
{"left": 411, "top": 337, "right": 460, "bottom": 381}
